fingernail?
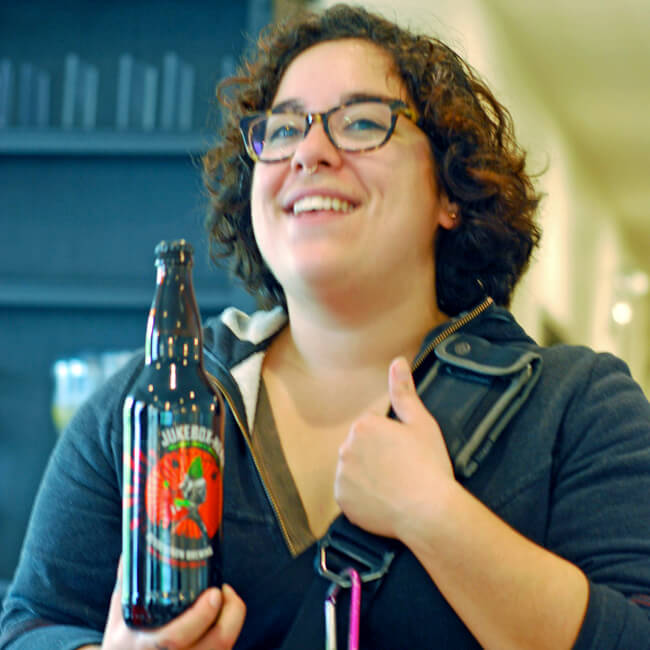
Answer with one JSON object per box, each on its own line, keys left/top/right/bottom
{"left": 209, "top": 588, "right": 220, "bottom": 608}
{"left": 394, "top": 357, "right": 410, "bottom": 383}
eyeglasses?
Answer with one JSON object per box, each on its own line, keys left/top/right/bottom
{"left": 239, "top": 97, "right": 418, "bottom": 162}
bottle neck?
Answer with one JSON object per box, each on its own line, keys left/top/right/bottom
{"left": 145, "top": 262, "right": 203, "bottom": 365}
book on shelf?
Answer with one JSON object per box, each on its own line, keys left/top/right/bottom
{"left": 116, "top": 53, "right": 133, "bottom": 130}
{"left": 62, "top": 53, "right": 99, "bottom": 130}
{"left": 15, "top": 62, "right": 51, "bottom": 128}
{"left": 0, "top": 59, "right": 14, "bottom": 128}
{"left": 160, "top": 51, "right": 179, "bottom": 131}
{"left": 81, "top": 64, "right": 99, "bottom": 130}
{"left": 18, "top": 63, "right": 34, "bottom": 127}
{"left": 178, "top": 62, "right": 194, "bottom": 132}
{"left": 35, "top": 69, "right": 50, "bottom": 128}
{"left": 161, "top": 51, "right": 196, "bottom": 132}
{"left": 61, "top": 53, "right": 79, "bottom": 129}
{"left": 1, "top": 50, "right": 200, "bottom": 138}
{"left": 116, "top": 53, "right": 159, "bottom": 131}
{"left": 141, "top": 65, "right": 159, "bottom": 131}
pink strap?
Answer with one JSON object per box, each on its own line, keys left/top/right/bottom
{"left": 324, "top": 567, "right": 362, "bottom": 650}
{"left": 345, "top": 568, "right": 362, "bottom": 650}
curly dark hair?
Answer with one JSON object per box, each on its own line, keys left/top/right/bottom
{"left": 203, "top": 3, "right": 542, "bottom": 315}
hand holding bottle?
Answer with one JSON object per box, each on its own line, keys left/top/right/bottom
{"left": 94, "top": 559, "right": 246, "bottom": 650}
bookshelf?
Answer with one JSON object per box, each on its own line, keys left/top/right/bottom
{"left": 0, "top": 1, "right": 273, "bottom": 150}
{"left": 0, "top": 0, "right": 276, "bottom": 584}
{"left": 0, "top": 279, "right": 251, "bottom": 311}
{"left": 0, "top": 128, "right": 210, "bottom": 156}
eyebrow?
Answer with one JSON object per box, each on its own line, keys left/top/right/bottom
{"left": 270, "top": 92, "right": 398, "bottom": 113}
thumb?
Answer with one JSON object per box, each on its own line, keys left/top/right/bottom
{"left": 388, "top": 357, "right": 422, "bottom": 423}
{"left": 105, "top": 556, "right": 125, "bottom": 632}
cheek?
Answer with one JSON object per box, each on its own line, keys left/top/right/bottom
{"left": 250, "top": 169, "right": 271, "bottom": 240}
{"left": 408, "top": 146, "right": 439, "bottom": 215}
{"left": 250, "top": 165, "right": 285, "bottom": 221}
{"left": 250, "top": 167, "right": 284, "bottom": 259}
{"left": 409, "top": 141, "right": 437, "bottom": 190}
{"left": 382, "top": 156, "right": 435, "bottom": 212}
{"left": 250, "top": 170, "right": 263, "bottom": 232}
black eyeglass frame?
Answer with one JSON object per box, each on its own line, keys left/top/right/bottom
{"left": 239, "top": 97, "right": 419, "bottom": 163}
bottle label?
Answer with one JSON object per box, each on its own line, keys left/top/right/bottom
{"left": 144, "top": 424, "right": 223, "bottom": 567}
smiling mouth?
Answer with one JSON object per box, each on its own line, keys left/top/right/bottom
{"left": 291, "top": 195, "right": 357, "bottom": 216}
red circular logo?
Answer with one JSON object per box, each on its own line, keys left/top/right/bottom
{"left": 145, "top": 447, "right": 222, "bottom": 539}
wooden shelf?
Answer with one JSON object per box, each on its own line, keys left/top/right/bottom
{"left": 0, "top": 129, "right": 213, "bottom": 156}
{"left": 0, "top": 281, "right": 244, "bottom": 311}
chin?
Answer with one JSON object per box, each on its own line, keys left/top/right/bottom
{"left": 279, "top": 262, "right": 354, "bottom": 297}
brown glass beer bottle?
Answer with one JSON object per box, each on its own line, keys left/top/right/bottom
{"left": 122, "top": 240, "right": 225, "bottom": 628}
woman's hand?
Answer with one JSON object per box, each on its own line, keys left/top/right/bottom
{"left": 334, "top": 356, "right": 455, "bottom": 540}
{"left": 101, "top": 560, "right": 246, "bottom": 650}
{"left": 336, "top": 357, "right": 590, "bottom": 650}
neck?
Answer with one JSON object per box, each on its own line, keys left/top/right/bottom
{"left": 280, "top": 280, "right": 448, "bottom": 375}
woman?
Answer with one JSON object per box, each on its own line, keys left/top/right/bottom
{"left": 1, "top": 4, "right": 649, "bottom": 649}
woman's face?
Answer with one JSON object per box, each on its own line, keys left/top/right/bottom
{"left": 250, "top": 38, "right": 454, "bottom": 306}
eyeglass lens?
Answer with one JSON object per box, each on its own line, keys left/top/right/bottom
{"left": 249, "top": 101, "right": 396, "bottom": 161}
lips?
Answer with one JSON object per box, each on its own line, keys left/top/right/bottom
{"left": 291, "top": 195, "right": 356, "bottom": 216}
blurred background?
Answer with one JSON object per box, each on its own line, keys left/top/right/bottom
{"left": 0, "top": 0, "right": 648, "bottom": 586}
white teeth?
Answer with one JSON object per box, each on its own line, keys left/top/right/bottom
{"left": 292, "top": 195, "right": 354, "bottom": 216}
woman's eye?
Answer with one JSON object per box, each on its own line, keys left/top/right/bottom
{"left": 268, "top": 123, "right": 301, "bottom": 142}
{"left": 345, "top": 118, "right": 385, "bottom": 132}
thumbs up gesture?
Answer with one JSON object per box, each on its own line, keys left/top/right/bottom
{"left": 334, "top": 357, "right": 455, "bottom": 541}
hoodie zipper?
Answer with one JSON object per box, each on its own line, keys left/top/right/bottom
{"left": 205, "top": 296, "right": 493, "bottom": 556}
{"left": 411, "top": 296, "right": 494, "bottom": 373}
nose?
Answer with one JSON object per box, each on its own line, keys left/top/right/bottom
{"left": 291, "top": 114, "right": 342, "bottom": 174}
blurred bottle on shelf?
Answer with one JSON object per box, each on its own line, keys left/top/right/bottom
{"left": 51, "top": 350, "right": 133, "bottom": 433}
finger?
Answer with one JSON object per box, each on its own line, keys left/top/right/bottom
{"left": 192, "top": 584, "right": 246, "bottom": 650}
{"left": 210, "top": 584, "right": 246, "bottom": 649}
{"left": 388, "top": 356, "right": 421, "bottom": 423}
{"left": 150, "top": 588, "right": 222, "bottom": 648}
{"left": 341, "top": 411, "right": 399, "bottom": 456}
{"left": 104, "top": 557, "right": 124, "bottom": 630}
{"left": 101, "top": 557, "right": 130, "bottom": 649}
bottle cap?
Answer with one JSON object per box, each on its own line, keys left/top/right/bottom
{"left": 154, "top": 239, "right": 194, "bottom": 263}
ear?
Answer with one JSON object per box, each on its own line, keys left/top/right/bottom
{"left": 438, "top": 195, "right": 460, "bottom": 230}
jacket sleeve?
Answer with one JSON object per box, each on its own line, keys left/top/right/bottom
{"left": 546, "top": 351, "right": 650, "bottom": 649}
{"left": 0, "top": 359, "right": 138, "bottom": 650}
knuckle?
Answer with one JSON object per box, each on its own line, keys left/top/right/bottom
{"left": 212, "top": 627, "right": 238, "bottom": 650}
{"left": 151, "top": 638, "right": 179, "bottom": 650}
{"left": 347, "top": 421, "right": 360, "bottom": 439}
{"left": 350, "top": 413, "right": 372, "bottom": 436}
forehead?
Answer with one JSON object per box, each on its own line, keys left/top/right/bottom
{"left": 272, "top": 38, "right": 406, "bottom": 108}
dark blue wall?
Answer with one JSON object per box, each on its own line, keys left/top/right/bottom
{"left": 0, "top": 0, "right": 268, "bottom": 581}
